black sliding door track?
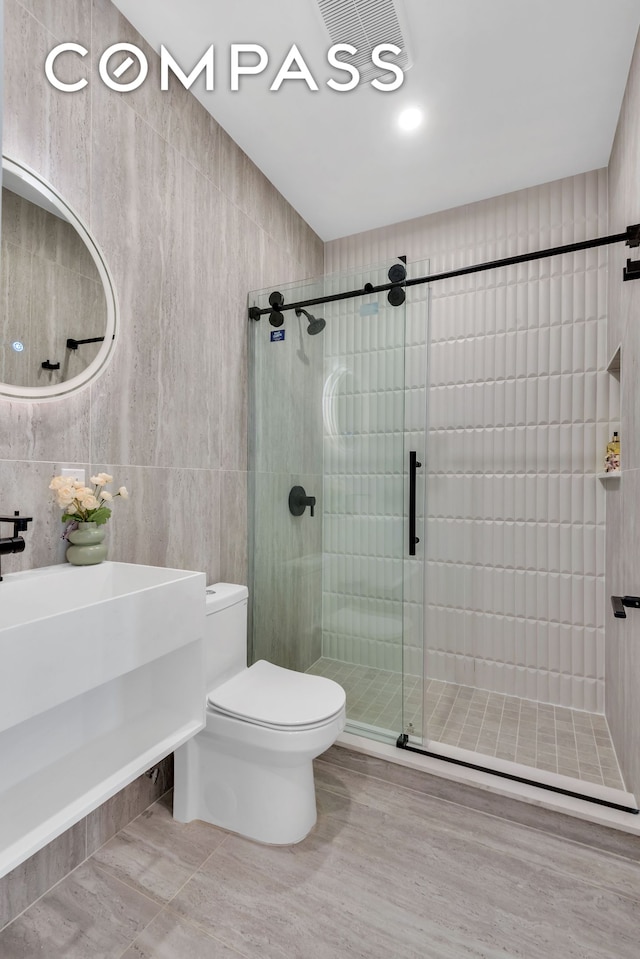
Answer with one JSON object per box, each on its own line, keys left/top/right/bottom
{"left": 249, "top": 224, "right": 640, "bottom": 319}
{"left": 396, "top": 735, "right": 639, "bottom": 814}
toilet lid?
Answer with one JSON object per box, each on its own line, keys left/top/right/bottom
{"left": 207, "top": 660, "right": 346, "bottom": 729}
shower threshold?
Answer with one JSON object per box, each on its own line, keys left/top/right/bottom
{"left": 396, "top": 735, "right": 638, "bottom": 815}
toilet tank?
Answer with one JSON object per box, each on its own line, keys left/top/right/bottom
{"left": 204, "top": 583, "right": 249, "bottom": 689}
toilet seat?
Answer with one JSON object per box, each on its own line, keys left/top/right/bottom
{"left": 207, "top": 660, "right": 346, "bottom": 731}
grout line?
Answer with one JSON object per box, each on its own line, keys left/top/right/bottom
{"left": 95, "top": 817, "right": 238, "bottom": 957}
{"left": 109, "top": 838, "right": 249, "bottom": 959}
{"left": 492, "top": 693, "right": 507, "bottom": 759}
{"left": 0, "top": 779, "right": 171, "bottom": 935}
{"left": 160, "top": 901, "right": 254, "bottom": 959}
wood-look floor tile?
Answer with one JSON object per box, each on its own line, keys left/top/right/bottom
{"left": 319, "top": 747, "right": 640, "bottom": 860}
{"left": 0, "top": 860, "right": 161, "bottom": 959}
{"left": 91, "top": 794, "right": 228, "bottom": 904}
{"left": 5, "top": 749, "right": 640, "bottom": 959}
{"left": 0, "top": 821, "right": 86, "bottom": 931}
{"left": 315, "top": 761, "right": 640, "bottom": 902}
{"left": 166, "top": 775, "right": 640, "bottom": 959}
{"left": 122, "top": 910, "right": 247, "bottom": 959}
{"left": 168, "top": 834, "right": 444, "bottom": 959}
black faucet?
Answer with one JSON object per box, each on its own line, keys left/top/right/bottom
{"left": 288, "top": 486, "right": 316, "bottom": 518}
{"left": 0, "top": 511, "right": 33, "bottom": 581}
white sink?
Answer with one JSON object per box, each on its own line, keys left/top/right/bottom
{"left": 0, "top": 561, "right": 206, "bottom": 877}
{"left": 0, "top": 561, "right": 205, "bottom": 733}
{"left": 1, "top": 560, "right": 201, "bottom": 628}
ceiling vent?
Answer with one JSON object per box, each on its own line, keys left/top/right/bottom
{"left": 315, "top": 0, "right": 413, "bottom": 84}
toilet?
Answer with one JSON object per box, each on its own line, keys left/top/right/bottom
{"left": 173, "top": 583, "right": 346, "bottom": 844}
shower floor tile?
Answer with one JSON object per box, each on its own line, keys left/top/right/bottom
{"left": 307, "top": 657, "right": 423, "bottom": 737}
{"left": 425, "top": 679, "right": 626, "bottom": 792}
{"left": 307, "top": 658, "right": 626, "bottom": 792}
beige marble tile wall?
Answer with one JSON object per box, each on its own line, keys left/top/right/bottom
{"left": 0, "top": 0, "right": 322, "bottom": 915}
{"left": 0, "top": 0, "right": 3, "bottom": 250}
{"left": 326, "top": 172, "right": 612, "bottom": 713}
{"left": 606, "top": 29, "right": 640, "bottom": 799}
{"left": 1, "top": 0, "right": 322, "bottom": 585}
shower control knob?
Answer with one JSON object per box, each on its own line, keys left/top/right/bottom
{"left": 289, "top": 486, "right": 316, "bottom": 518}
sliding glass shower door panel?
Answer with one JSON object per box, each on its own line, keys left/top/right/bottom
{"left": 322, "top": 263, "right": 411, "bottom": 740}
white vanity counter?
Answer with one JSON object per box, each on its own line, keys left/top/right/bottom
{"left": 0, "top": 561, "right": 205, "bottom": 877}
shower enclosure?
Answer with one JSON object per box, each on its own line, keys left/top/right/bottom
{"left": 248, "top": 249, "right": 632, "bottom": 807}
{"left": 248, "top": 261, "right": 428, "bottom": 743}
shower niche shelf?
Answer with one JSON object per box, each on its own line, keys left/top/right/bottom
{"left": 598, "top": 345, "right": 622, "bottom": 481}
{"left": 607, "top": 344, "right": 621, "bottom": 374}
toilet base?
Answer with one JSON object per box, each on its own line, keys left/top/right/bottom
{"left": 173, "top": 711, "right": 343, "bottom": 844}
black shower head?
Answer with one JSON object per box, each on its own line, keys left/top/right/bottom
{"left": 295, "top": 307, "right": 326, "bottom": 335}
{"left": 307, "top": 315, "right": 326, "bottom": 335}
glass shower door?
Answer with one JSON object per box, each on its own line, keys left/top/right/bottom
{"left": 321, "top": 264, "right": 409, "bottom": 740}
{"left": 248, "top": 261, "right": 426, "bottom": 745}
{"left": 248, "top": 274, "right": 327, "bottom": 675}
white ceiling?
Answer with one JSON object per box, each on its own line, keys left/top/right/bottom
{"left": 110, "top": 0, "right": 640, "bottom": 241}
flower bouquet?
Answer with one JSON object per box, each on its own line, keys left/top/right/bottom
{"left": 50, "top": 472, "right": 129, "bottom": 531}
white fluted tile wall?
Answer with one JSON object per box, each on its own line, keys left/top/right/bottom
{"left": 321, "top": 262, "right": 428, "bottom": 679}
{"left": 606, "top": 28, "right": 640, "bottom": 798}
{"left": 327, "top": 171, "right": 611, "bottom": 711}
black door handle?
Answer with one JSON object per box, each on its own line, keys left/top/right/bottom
{"left": 409, "top": 451, "right": 421, "bottom": 556}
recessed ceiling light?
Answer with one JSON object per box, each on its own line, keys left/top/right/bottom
{"left": 397, "top": 107, "right": 424, "bottom": 132}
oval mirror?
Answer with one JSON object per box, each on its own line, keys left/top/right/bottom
{"left": 0, "top": 156, "right": 117, "bottom": 400}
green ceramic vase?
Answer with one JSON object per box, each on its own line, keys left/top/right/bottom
{"left": 66, "top": 521, "right": 108, "bottom": 566}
